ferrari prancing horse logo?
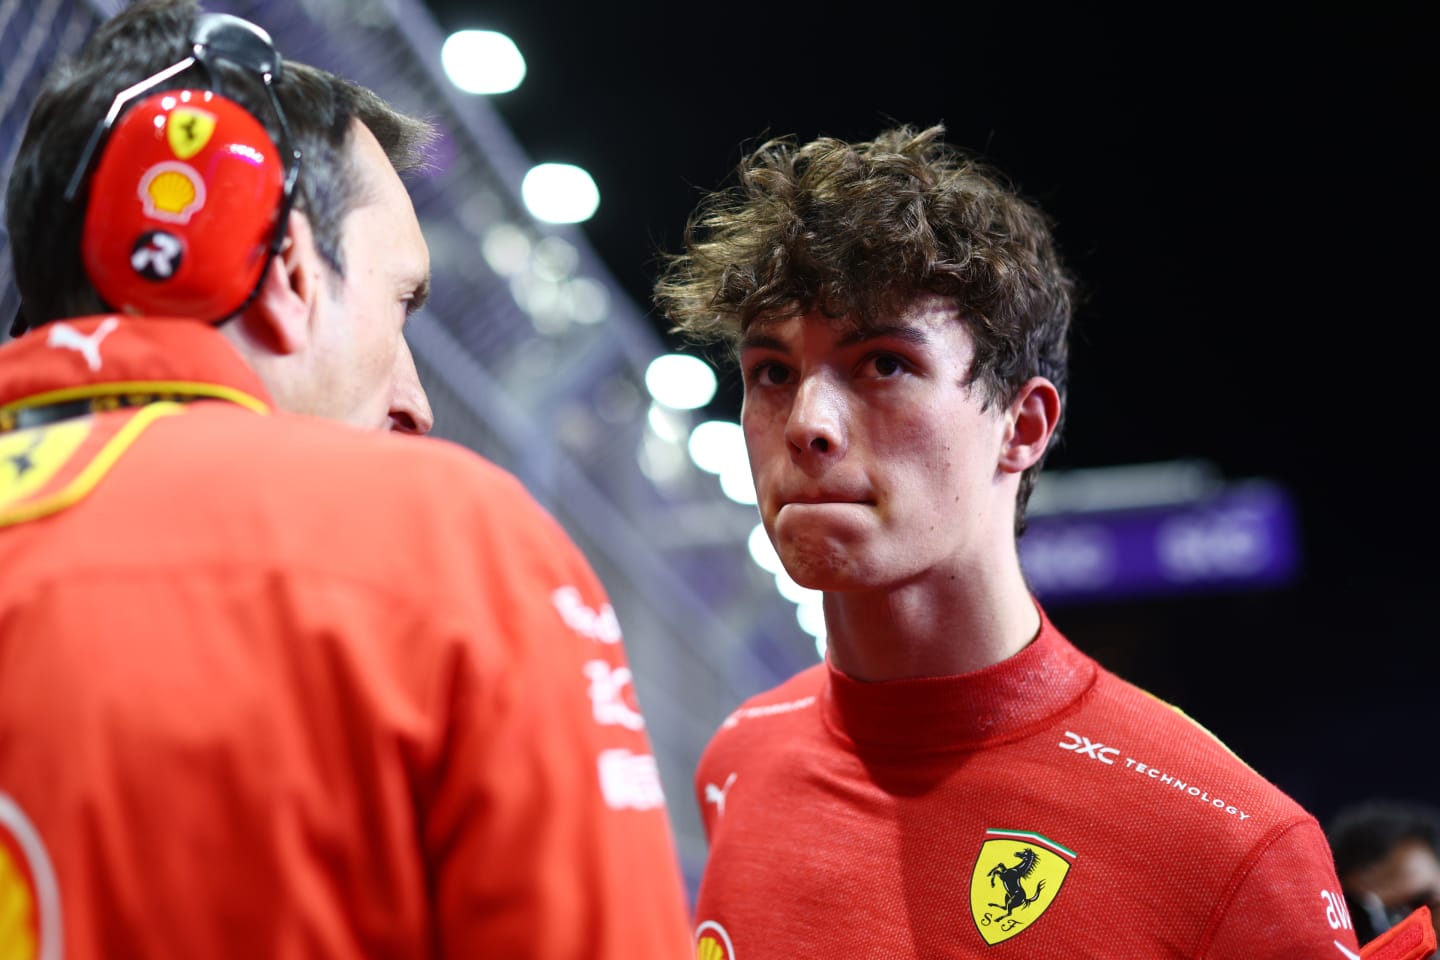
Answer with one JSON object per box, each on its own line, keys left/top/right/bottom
{"left": 166, "top": 106, "right": 216, "bottom": 160}
{"left": 969, "top": 828, "right": 1076, "bottom": 946}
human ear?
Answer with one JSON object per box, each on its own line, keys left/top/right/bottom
{"left": 236, "top": 211, "right": 321, "bottom": 357}
{"left": 999, "top": 376, "right": 1061, "bottom": 474}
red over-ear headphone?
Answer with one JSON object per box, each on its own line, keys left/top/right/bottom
{"left": 64, "top": 13, "right": 301, "bottom": 325}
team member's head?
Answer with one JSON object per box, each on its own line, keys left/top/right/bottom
{"left": 1329, "top": 800, "right": 1440, "bottom": 950}
{"left": 654, "top": 124, "right": 1074, "bottom": 581}
{"left": 6, "top": 0, "right": 435, "bottom": 432}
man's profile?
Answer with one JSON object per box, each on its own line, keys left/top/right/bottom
{"left": 0, "top": 2, "right": 693, "bottom": 955}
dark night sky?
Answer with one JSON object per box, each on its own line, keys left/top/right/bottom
{"left": 421, "top": 1, "right": 1436, "bottom": 816}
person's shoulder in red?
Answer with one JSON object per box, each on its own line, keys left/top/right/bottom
{"left": 175, "top": 410, "right": 698, "bottom": 957}
{"left": 1072, "top": 663, "right": 1362, "bottom": 958}
{"left": 120, "top": 403, "right": 572, "bottom": 600}
{"left": 8, "top": 405, "right": 695, "bottom": 959}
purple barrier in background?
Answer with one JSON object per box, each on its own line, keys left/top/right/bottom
{"left": 1019, "top": 481, "right": 1300, "bottom": 603}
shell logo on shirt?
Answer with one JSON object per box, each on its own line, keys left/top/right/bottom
{"left": 969, "top": 828, "right": 1076, "bottom": 946}
{"left": 0, "top": 792, "right": 61, "bottom": 960}
{"left": 694, "top": 920, "right": 735, "bottom": 960}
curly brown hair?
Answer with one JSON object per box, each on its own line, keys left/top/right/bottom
{"left": 653, "top": 124, "right": 1075, "bottom": 535}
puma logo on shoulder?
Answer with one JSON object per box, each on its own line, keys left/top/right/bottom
{"left": 48, "top": 318, "right": 120, "bottom": 372}
{"left": 704, "top": 772, "right": 737, "bottom": 817}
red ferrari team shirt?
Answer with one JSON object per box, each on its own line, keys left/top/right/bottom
{"left": 0, "top": 316, "right": 693, "bottom": 958}
{"left": 693, "top": 607, "right": 1362, "bottom": 958}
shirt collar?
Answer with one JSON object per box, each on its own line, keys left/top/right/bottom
{"left": 821, "top": 605, "right": 1098, "bottom": 752}
{"left": 0, "top": 316, "right": 271, "bottom": 417}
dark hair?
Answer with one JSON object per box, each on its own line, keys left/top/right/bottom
{"left": 1329, "top": 800, "right": 1440, "bottom": 878}
{"left": 653, "top": 125, "right": 1074, "bottom": 535}
{"left": 5, "top": 0, "right": 434, "bottom": 326}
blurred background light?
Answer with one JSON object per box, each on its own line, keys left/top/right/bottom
{"left": 645, "top": 353, "right": 717, "bottom": 410}
{"left": 718, "top": 461, "right": 757, "bottom": 505}
{"left": 481, "top": 222, "right": 531, "bottom": 276}
{"left": 567, "top": 276, "right": 610, "bottom": 325}
{"left": 687, "top": 419, "right": 744, "bottom": 475}
{"left": 521, "top": 162, "right": 600, "bottom": 223}
{"left": 646, "top": 402, "right": 688, "bottom": 444}
{"left": 440, "top": 29, "right": 526, "bottom": 94}
{"left": 796, "top": 598, "right": 827, "bottom": 643}
{"left": 747, "top": 522, "right": 783, "bottom": 574}
{"left": 775, "top": 568, "right": 819, "bottom": 605}
{"left": 531, "top": 235, "right": 579, "bottom": 280}
{"left": 637, "top": 430, "right": 690, "bottom": 486}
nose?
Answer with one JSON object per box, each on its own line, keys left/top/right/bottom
{"left": 785, "top": 372, "right": 845, "bottom": 459}
{"left": 388, "top": 339, "right": 434, "bottom": 435}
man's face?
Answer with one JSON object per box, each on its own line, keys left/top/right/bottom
{"left": 1346, "top": 839, "right": 1440, "bottom": 949}
{"left": 306, "top": 122, "right": 432, "bottom": 433}
{"left": 740, "top": 294, "right": 1015, "bottom": 593}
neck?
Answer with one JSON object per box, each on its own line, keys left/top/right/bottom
{"left": 822, "top": 551, "right": 1039, "bottom": 682}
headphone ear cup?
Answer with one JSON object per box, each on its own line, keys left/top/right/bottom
{"left": 80, "top": 89, "right": 285, "bottom": 321}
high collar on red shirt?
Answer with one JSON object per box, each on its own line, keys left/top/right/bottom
{"left": 821, "top": 606, "right": 1098, "bottom": 753}
{"left": 0, "top": 315, "right": 271, "bottom": 414}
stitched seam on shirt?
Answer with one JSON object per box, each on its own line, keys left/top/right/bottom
{"left": 1193, "top": 814, "right": 1315, "bottom": 957}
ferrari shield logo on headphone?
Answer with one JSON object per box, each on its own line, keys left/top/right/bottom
{"left": 166, "top": 106, "right": 217, "bottom": 160}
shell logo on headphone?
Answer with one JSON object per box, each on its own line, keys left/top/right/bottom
{"left": 138, "top": 161, "right": 207, "bottom": 222}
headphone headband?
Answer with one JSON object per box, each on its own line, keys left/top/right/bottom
{"left": 191, "top": 14, "right": 283, "bottom": 80}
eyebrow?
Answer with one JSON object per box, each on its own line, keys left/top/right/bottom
{"left": 837, "top": 324, "right": 932, "bottom": 349}
{"left": 738, "top": 331, "right": 787, "bottom": 353}
{"left": 738, "top": 323, "right": 931, "bottom": 353}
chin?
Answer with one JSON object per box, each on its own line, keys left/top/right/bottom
{"left": 778, "top": 545, "right": 866, "bottom": 593}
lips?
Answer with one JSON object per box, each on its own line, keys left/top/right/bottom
{"left": 781, "top": 493, "right": 873, "bottom": 506}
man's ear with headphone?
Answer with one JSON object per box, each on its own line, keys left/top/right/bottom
{"left": 60, "top": 13, "right": 302, "bottom": 329}
{"left": 233, "top": 209, "right": 321, "bottom": 358}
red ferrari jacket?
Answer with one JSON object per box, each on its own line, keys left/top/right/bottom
{"left": 0, "top": 316, "right": 692, "bottom": 958}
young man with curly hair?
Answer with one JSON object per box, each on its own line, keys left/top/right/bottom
{"left": 655, "top": 125, "right": 1359, "bottom": 958}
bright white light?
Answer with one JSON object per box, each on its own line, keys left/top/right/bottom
{"left": 796, "top": 601, "right": 827, "bottom": 641}
{"left": 645, "top": 354, "right": 717, "bottom": 410}
{"left": 775, "top": 569, "right": 820, "bottom": 605}
{"left": 687, "top": 419, "right": 744, "bottom": 475}
{"left": 719, "top": 462, "right": 758, "bottom": 505}
{"left": 441, "top": 30, "right": 526, "bottom": 94}
{"left": 791, "top": 582, "right": 828, "bottom": 658}
{"left": 747, "top": 523, "right": 783, "bottom": 574}
{"left": 521, "top": 163, "right": 599, "bottom": 224}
